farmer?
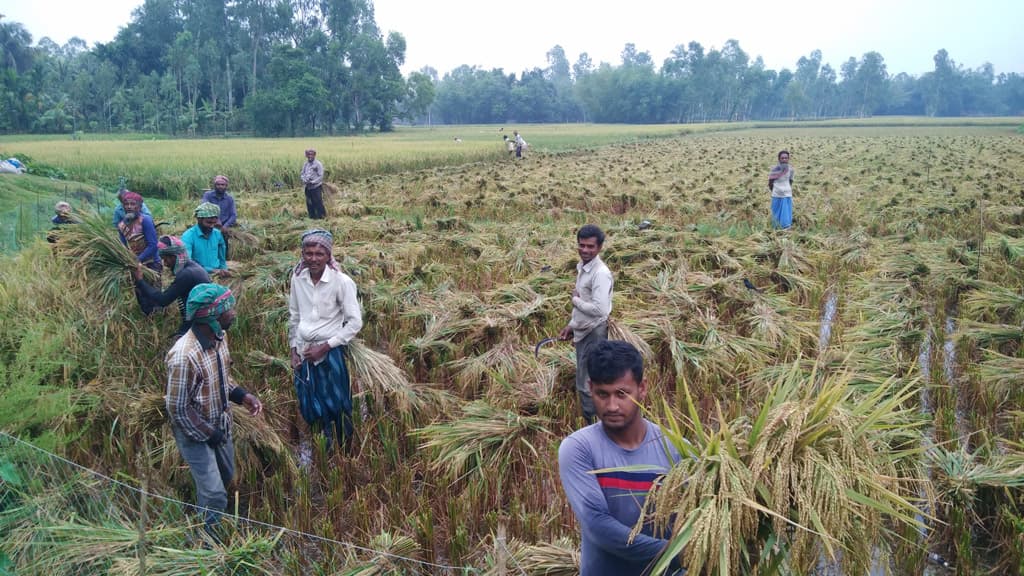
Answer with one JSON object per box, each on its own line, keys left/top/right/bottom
{"left": 201, "top": 175, "right": 237, "bottom": 259}
{"left": 514, "top": 130, "right": 527, "bottom": 159}
{"left": 133, "top": 235, "right": 211, "bottom": 339}
{"left": 300, "top": 148, "right": 327, "bottom": 219}
{"left": 112, "top": 188, "right": 152, "bottom": 227}
{"left": 558, "top": 224, "right": 613, "bottom": 424}
{"left": 47, "top": 201, "right": 76, "bottom": 243}
{"left": 118, "top": 191, "right": 162, "bottom": 315}
{"left": 768, "top": 150, "right": 795, "bottom": 229}
{"left": 503, "top": 134, "right": 515, "bottom": 158}
{"left": 182, "top": 202, "right": 229, "bottom": 278}
{"left": 558, "top": 340, "right": 682, "bottom": 576}
{"left": 165, "top": 283, "right": 263, "bottom": 536}
{"left": 288, "top": 229, "right": 363, "bottom": 452}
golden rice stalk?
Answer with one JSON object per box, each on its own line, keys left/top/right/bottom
{"left": 347, "top": 339, "right": 423, "bottom": 413}
{"left": 412, "top": 400, "right": 551, "bottom": 484}
{"left": 108, "top": 530, "right": 283, "bottom": 576}
{"left": 482, "top": 537, "right": 580, "bottom": 576}
{"left": 608, "top": 317, "right": 654, "bottom": 359}
{"left": 222, "top": 226, "right": 262, "bottom": 260}
{"left": 54, "top": 214, "right": 158, "bottom": 303}
{"left": 339, "top": 531, "right": 421, "bottom": 575}
{"left": 972, "top": 350, "right": 1024, "bottom": 399}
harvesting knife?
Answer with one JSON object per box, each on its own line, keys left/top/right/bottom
{"left": 533, "top": 337, "right": 556, "bottom": 358}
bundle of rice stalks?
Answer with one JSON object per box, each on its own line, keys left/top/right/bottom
{"left": 108, "top": 529, "right": 283, "bottom": 576}
{"left": 608, "top": 317, "right": 654, "bottom": 360}
{"left": 222, "top": 226, "right": 262, "bottom": 260}
{"left": 961, "top": 282, "right": 1024, "bottom": 323}
{"left": 972, "top": 350, "right": 1024, "bottom": 400}
{"left": 482, "top": 537, "right": 579, "bottom": 576}
{"left": 448, "top": 335, "right": 529, "bottom": 396}
{"left": 54, "top": 215, "right": 157, "bottom": 303}
{"left": 348, "top": 339, "right": 431, "bottom": 414}
{"left": 412, "top": 400, "right": 551, "bottom": 485}
{"left": 339, "top": 531, "right": 421, "bottom": 575}
{"left": 643, "top": 364, "right": 928, "bottom": 575}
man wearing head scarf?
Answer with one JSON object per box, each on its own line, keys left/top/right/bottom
{"left": 165, "top": 283, "right": 263, "bottom": 535}
{"left": 182, "top": 201, "right": 229, "bottom": 277}
{"left": 299, "top": 148, "right": 326, "bottom": 219}
{"left": 133, "top": 235, "right": 212, "bottom": 338}
{"left": 118, "top": 191, "right": 162, "bottom": 315}
{"left": 47, "top": 201, "right": 77, "bottom": 243}
{"left": 288, "top": 229, "right": 363, "bottom": 452}
{"left": 112, "top": 188, "right": 152, "bottom": 227}
{"left": 201, "top": 175, "right": 238, "bottom": 260}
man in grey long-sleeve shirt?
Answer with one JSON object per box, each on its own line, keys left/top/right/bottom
{"left": 558, "top": 340, "right": 682, "bottom": 575}
{"left": 559, "top": 224, "right": 613, "bottom": 423}
{"left": 300, "top": 148, "right": 326, "bottom": 219}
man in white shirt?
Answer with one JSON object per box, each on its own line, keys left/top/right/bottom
{"left": 558, "top": 224, "right": 614, "bottom": 423}
{"left": 288, "top": 229, "right": 363, "bottom": 450}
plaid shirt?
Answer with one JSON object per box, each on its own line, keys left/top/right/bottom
{"left": 165, "top": 329, "right": 239, "bottom": 442}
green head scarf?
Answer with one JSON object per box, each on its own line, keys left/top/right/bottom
{"left": 186, "top": 283, "right": 236, "bottom": 335}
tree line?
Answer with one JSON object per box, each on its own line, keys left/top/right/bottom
{"left": 2, "top": 1, "right": 1022, "bottom": 136}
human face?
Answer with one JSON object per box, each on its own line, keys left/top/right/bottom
{"left": 123, "top": 198, "right": 140, "bottom": 213}
{"left": 778, "top": 152, "right": 790, "bottom": 164}
{"left": 214, "top": 181, "right": 228, "bottom": 193}
{"left": 577, "top": 236, "right": 601, "bottom": 264}
{"left": 590, "top": 370, "right": 647, "bottom": 433}
{"left": 306, "top": 151, "right": 317, "bottom": 162}
{"left": 197, "top": 216, "right": 219, "bottom": 233}
{"left": 161, "top": 254, "right": 176, "bottom": 270}
{"left": 218, "top": 308, "right": 237, "bottom": 331}
{"left": 301, "top": 243, "right": 330, "bottom": 277}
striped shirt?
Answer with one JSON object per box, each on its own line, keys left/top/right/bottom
{"left": 558, "top": 420, "right": 681, "bottom": 576}
{"left": 165, "top": 329, "right": 240, "bottom": 442}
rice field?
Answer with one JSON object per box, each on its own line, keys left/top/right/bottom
{"left": 1, "top": 121, "right": 1023, "bottom": 574}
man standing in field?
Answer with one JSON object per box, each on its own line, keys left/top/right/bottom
{"left": 133, "top": 235, "right": 211, "bottom": 340}
{"left": 182, "top": 202, "right": 229, "bottom": 278}
{"left": 288, "top": 229, "right": 363, "bottom": 452}
{"left": 112, "top": 188, "right": 152, "bottom": 227}
{"left": 558, "top": 340, "right": 682, "bottom": 576}
{"left": 165, "top": 283, "right": 263, "bottom": 536}
{"left": 768, "top": 150, "right": 795, "bottom": 229}
{"left": 300, "top": 148, "right": 327, "bottom": 219}
{"left": 118, "top": 191, "right": 162, "bottom": 315}
{"left": 514, "top": 130, "right": 527, "bottom": 159}
{"left": 559, "top": 224, "right": 613, "bottom": 423}
{"left": 201, "top": 175, "right": 237, "bottom": 258}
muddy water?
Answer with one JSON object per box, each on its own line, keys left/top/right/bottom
{"left": 818, "top": 292, "right": 839, "bottom": 353}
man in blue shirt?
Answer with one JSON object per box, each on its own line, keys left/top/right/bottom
{"left": 181, "top": 202, "right": 228, "bottom": 278}
{"left": 558, "top": 340, "right": 683, "bottom": 576}
{"left": 201, "top": 175, "right": 238, "bottom": 260}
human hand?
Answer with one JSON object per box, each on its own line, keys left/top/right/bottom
{"left": 206, "top": 429, "right": 226, "bottom": 448}
{"left": 302, "top": 343, "right": 331, "bottom": 364}
{"left": 214, "top": 268, "right": 231, "bottom": 279}
{"left": 290, "top": 349, "right": 303, "bottom": 370}
{"left": 131, "top": 263, "right": 144, "bottom": 282}
{"left": 558, "top": 326, "right": 573, "bottom": 341}
{"left": 243, "top": 394, "right": 263, "bottom": 417}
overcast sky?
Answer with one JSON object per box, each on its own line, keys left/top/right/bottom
{"left": 4, "top": 0, "right": 1022, "bottom": 78}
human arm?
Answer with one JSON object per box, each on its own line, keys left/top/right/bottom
{"left": 571, "top": 268, "right": 613, "bottom": 318}
{"left": 558, "top": 436, "right": 670, "bottom": 563}
{"left": 135, "top": 217, "right": 160, "bottom": 263}
{"left": 303, "top": 274, "right": 363, "bottom": 363}
{"left": 288, "top": 276, "right": 303, "bottom": 369}
{"left": 220, "top": 197, "right": 237, "bottom": 228}
{"left": 224, "top": 345, "right": 263, "bottom": 417}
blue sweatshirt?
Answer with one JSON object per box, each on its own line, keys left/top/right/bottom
{"left": 558, "top": 420, "right": 681, "bottom": 576}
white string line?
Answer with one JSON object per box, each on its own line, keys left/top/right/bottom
{"left": 0, "top": 431, "right": 479, "bottom": 574}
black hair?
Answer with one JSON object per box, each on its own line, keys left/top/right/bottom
{"left": 586, "top": 340, "right": 643, "bottom": 386}
{"left": 576, "top": 223, "right": 606, "bottom": 247}
{"left": 778, "top": 150, "right": 790, "bottom": 160}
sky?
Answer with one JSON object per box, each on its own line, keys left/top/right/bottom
{"left": 4, "top": 0, "right": 1022, "bottom": 78}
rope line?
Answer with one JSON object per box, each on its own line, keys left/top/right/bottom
{"left": 0, "top": 430, "right": 482, "bottom": 574}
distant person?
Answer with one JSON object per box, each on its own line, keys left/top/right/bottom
{"left": 288, "top": 229, "right": 363, "bottom": 452}
{"left": 300, "top": 148, "right": 326, "bottom": 219}
{"left": 514, "top": 130, "right": 527, "bottom": 159}
{"left": 47, "top": 201, "right": 77, "bottom": 243}
{"left": 558, "top": 340, "right": 683, "bottom": 576}
{"left": 503, "top": 135, "right": 515, "bottom": 158}
{"left": 165, "top": 283, "right": 263, "bottom": 537}
{"left": 182, "top": 202, "right": 229, "bottom": 278}
{"left": 118, "top": 191, "right": 162, "bottom": 315}
{"left": 112, "top": 189, "right": 152, "bottom": 227}
{"left": 201, "top": 175, "right": 238, "bottom": 259}
{"left": 768, "top": 150, "right": 795, "bottom": 229}
{"left": 133, "top": 235, "right": 211, "bottom": 339}
{"left": 558, "top": 224, "right": 613, "bottom": 423}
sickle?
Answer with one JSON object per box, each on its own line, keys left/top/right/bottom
{"left": 534, "top": 337, "right": 556, "bottom": 358}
